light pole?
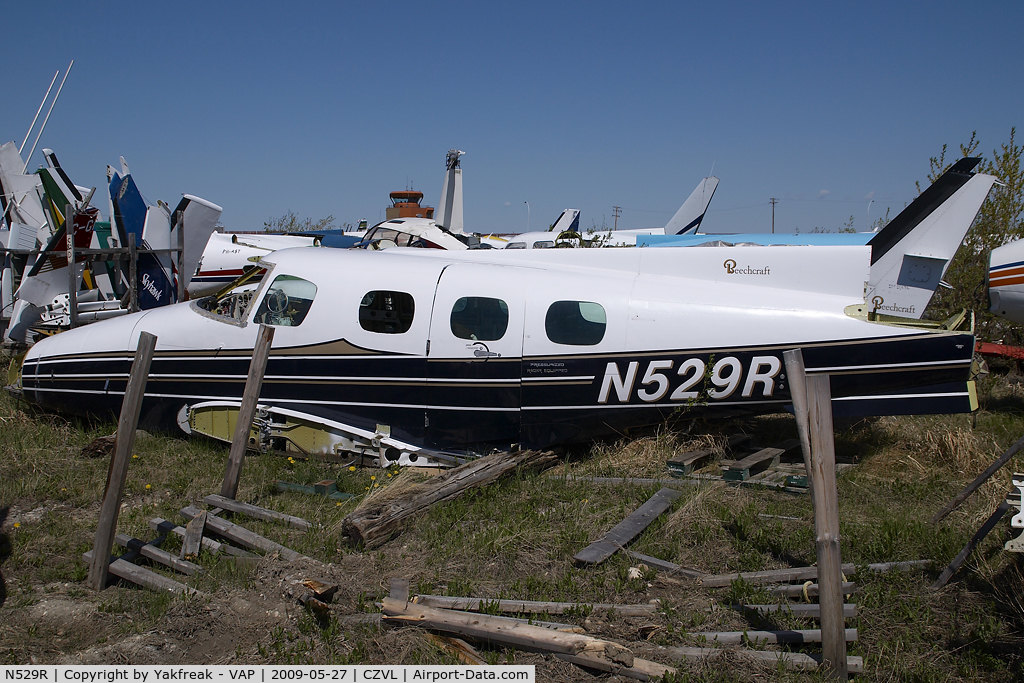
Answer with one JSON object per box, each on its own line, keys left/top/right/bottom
{"left": 524, "top": 201, "right": 530, "bottom": 232}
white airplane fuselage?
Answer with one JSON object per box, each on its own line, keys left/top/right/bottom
{"left": 17, "top": 244, "right": 976, "bottom": 455}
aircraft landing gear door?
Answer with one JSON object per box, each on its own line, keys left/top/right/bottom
{"left": 426, "top": 264, "right": 525, "bottom": 451}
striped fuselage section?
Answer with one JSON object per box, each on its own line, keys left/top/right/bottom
{"left": 20, "top": 330, "right": 975, "bottom": 453}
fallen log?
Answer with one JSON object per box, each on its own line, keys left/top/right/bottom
{"left": 691, "top": 629, "right": 858, "bottom": 645}
{"left": 342, "top": 449, "right": 558, "bottom": 548}
{"left": 382, "top": 597, "right": 674, "bottom": 678}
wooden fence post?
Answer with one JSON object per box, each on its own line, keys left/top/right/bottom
{"left": 806, "top": 373, "right": 848, "bottom": 680}
{"left": 87, "top": 331, "right": 157, "bottom": 590}
{"left": 783, "top": 349, "right": 815, "bottom": 507}
{"left": 220, "top": 324, "right": 275, "bottom": 500}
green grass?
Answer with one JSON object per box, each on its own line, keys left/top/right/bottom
{"left": 2, "top": 382, "right": 1024, "bottom": 678}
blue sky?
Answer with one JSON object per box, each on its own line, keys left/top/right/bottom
{"left": 3, "top": 1, "right": 1021, "bottom": 235}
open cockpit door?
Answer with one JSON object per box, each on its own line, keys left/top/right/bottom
{"left": 425, "top": 263, "right": 526, "bottom": 451}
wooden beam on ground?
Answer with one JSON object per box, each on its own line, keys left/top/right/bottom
{"left": 701, "top": 564, "right": 856, "bottom": 588}
{"left": 114, "top": 534, "right": 204, "bottom": 575}
{"left": 180, "top": 511, "right": 206, "bottom": 560}
{"left": 691, "top": 629, "right": 857, "bottom": 645}
{"left": 722, "top": 447, "right": 785, "bottom": 482}
{"left": 342, "top": 449, "right": 559, "bottom": 548}
{"left": 221, "top": 323, "right": 275, "bottom": 500}
{"left": 932, "top": 500, "right": 1012, "bottom": 589}
{"left": 87, "top": 331, "right": 157, "bottom": 591}
{"left": 180, "top": 505, "right": 310, "bottom": 562}
{"left": 930, "top": 434, "right": 1024, "bottom": 524}
{"left": 149, "top": 517, "right": 256, "bottom": 558}
{"left": 659, "top": 646, "right": 863, "bottom": 674}
{"left": 734, "top": 603, "right": 858, "bottom": 619}
{"left": 382, "top": 597, "right": 675, "bottom": 678}
{"left": 83, "top": 550, "right": 201, "bottom": 596}
{"left": 573, "top": 487, "right": 683, "bottom": 565}
{"left": 667, "top": 448, "right": 718, "bottom": 476}
{"left": 768, "top": 582, "right": 856, "bottom": 600}
{"left": 412, "top": 594, "right": 659, "bottom": 616}
{"left": 203, "top": 493, "right": 311, "bottom": 531}
{"left": 863, "top": 560, "right": 931, "bottom": 573}
{"left": 554, "top": 652, "right": 674, "bottom": 681}
{"left": 623, "top": 550, "right": 704, "bottom": 579}
{"left": 558, "top": 475, "right": 701, "bottom": 487}
{"left": 425, "top": 634, "right": 487, "bottom": 665}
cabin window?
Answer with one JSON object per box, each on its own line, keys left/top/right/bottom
{"left": 450, "top": 297, "right": 509, "bottom": 341}
{"left": 532, "top": 240, "right": 554, "bottom": 249}
{"left": 253, "top": 275, "right": 317, "bottom": 326}
{"left": 506, "top": 242, "right": 526, "bottom": 249}
{"left": 545, "top": 301, "right": 606, "bottom": 346}
{"left": 359, "top": 290, "right": 415, "bottom": 334}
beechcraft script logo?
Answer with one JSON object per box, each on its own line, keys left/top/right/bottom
{"left": 723, "top": 259, "right": 770, "bottom": 275}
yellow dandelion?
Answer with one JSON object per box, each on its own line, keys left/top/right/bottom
{"left": 387, "top": 473, "right": 392, "bottom": 478}
{"left": 373, "top": 483, "right": 379, "bottom": 488}
{"left": 370, "top": 475, "right": 376, "bottom": 481}
{"left": 145, "top": 484, "right": 152, "bottom": 490}
{"left": 132, "top": 454, "right": 139, "bottom": 459}
{"left": 336, "top": 502, "right": 342, "bottom": 506}
{"left": 13, "top": 522, "right": 19, "bottom": 528}
{"left": 348, "top": 466, "right": 356, "bottom": 472}
{"left": 365, "top": 486, "right": 370, "bottom": 490}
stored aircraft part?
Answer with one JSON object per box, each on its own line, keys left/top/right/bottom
{"left": 1005, "top": 475, "right": 1024, "bottom": 553}
{"left": 186, "top": 401, "right": 453, "bottom": 467}
{"left": 664, "top": 175, "right": 719, "bottom": 234}
{"left": 436, "top": 149, "right": 464, "bottom": 234}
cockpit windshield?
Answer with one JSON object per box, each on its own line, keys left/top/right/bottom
{"left": 196, "top": 266, "right": 267, "bottom": 322}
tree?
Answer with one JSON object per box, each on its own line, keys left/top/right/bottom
{"left": 264, "top": 210, "right": 336, "bottom": 233}
{"left": 923, "top": 129, "right": 1024, "bottom": 342}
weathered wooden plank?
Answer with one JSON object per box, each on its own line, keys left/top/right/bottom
{"left": 204, "top": 493, "right": 311, "bottom": 531}
{"left": 667, "top": 448, "right": 718, "bottom": 476}
{"left": 722, "top": 447, "right": 785, "bottom": 482}
{"left": 560, "top": 475, "right": 701, "bottom": 487}
{"left": 88, "top": 332, "right": 157, "bottom": 591}
{"left": 691, "top": 628, "right": 857, "bottom": 645}
{"left": 931, "top": 434, "right": 1024, "bottom": 524}
{"left": 554, "top": 652, "right": 675, "bottom": 681}
{"left": 114, "top": 534, "right": 204, "bottom": 576}
{"left": 180, "top": 510, "right": 206, "bottom": 560}
{"left": 933, "top": 501, "right": 1012, "bottom": 589}
{"left": 220, "top": 323, "right": 274, "bottom": 499}
{"left": 383, "top": 596, "right": 674, "bottom": 677}
{"left": 342, "top": 449, "right": 559, "bottom": 548}
{"left": 574, "top": 487, "right": 683, "bottom": 565}
{"left": 768, "top": 582, "right": 857, "bottom": 600}
{"left": 623, "top": 550, "right": 704, "bottom": 579}
{"left": 149, "top": 517, "right": 256, "bottom": 558}
{"left": 83, "top": 550, "right": 200, "bottom": 596}
{"left": 412, "top": 594, "right": 659, "bottom": 616}
{"left": 180, "top": 505, "right": 309, "bottom": 562}
{"left": 701, "top": 563, "right": 856, "bottom": 588}
{"left": 734, "top": 603, "right": 858, "bottom": 619}
{"left": 660, "top": 646, "right": 863, "bottom": 674}
{"left": 425, "top": 634, "right": 487, "bottom": 666}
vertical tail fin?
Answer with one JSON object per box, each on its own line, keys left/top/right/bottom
{"left": 437, "top": 149, "right": 464, "bottom": 234}
{"left": 864, "top": 158, "right": 996, "bottom": 317}
{"left": 665, "top": 176, "right": 719, "bottom": 234}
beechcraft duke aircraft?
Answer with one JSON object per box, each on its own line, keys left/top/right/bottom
{"left": 11, "top": 159, "right": 996, "bottom": 466}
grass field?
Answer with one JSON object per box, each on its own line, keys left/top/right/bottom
{"left": 1, "top": 370, "right": 1023, "bottom": 680}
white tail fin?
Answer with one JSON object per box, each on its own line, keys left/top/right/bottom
{"left": 551, "top": 209, "right": 581, "bottom": 234}
{"left": 437, "top": 149, "right": 464, "bottom": 234}
{"left": 865, "top": 158, "right": 996, "bottom": 318}
{"left": 665, "top": 176, "right": 719, "bottom": 234}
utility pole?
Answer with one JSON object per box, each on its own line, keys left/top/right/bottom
{"left": 612, "top": 206, "right": 622, "bottom": 230}
{"left": 770, "top": 197, "right": 778, "bottom": 233}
